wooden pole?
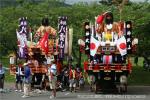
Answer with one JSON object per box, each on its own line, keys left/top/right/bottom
{"left": 79, "top": 45, "right": 81, "bottom": 68}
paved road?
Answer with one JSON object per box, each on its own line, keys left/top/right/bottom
{"left": 0, "top": 84, "right": 150, "bottom": 100}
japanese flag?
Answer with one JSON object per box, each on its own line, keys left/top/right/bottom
{"left": 116, "top": 36, "right": 127, "bottom": 56}
{"left": 90, "top": 36, "right": 100, "bottom": 56}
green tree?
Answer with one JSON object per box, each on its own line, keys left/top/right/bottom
{"left": 0, "top": 0, "right": 150, "bottom": 58}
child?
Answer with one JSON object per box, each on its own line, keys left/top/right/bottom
{"left": 69, "top": 66, "right": 77, "bottom": 92}
{"left": 15, "top": 63, "right": 24, "bottom": 92}
{"left": 48, "top": 61, "right": 57, "bottom": 99}
{"left": 22, "top": 63, "right": 32, "bottom": 98}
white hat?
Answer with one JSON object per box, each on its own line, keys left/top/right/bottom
{"left": 23, "top": 63, "right": 28, "bottom": 66}
{"left": 50, "top": 64, "right": 57, "bottom": 74}
{"left": 51, "top": 64, "right": 56, "bottom": 70}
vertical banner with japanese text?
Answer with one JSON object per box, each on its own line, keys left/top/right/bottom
{"left": 84, "top": 22, "right": 91, "bottom": 55}
{"left": 58, "top": 16, "right": 67, "bottom": 59}
{"left": 16, "top": 17, "right": 28, "bottom": 59}
{"left": 125, "top": 21, "right": 132, "bottom": 54}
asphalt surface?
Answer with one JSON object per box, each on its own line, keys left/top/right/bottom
{"left": 0, "top": 84, "right": 150, "bottom": 100}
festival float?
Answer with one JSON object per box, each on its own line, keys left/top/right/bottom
{"left": 79, "top": 11, "right": 138, "bottom": 93}
{"left": 9, "top": 16, "right": 73, "bottom": 89}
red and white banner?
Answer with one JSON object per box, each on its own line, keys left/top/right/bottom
{"left": 38, "top": 32, "right": 49, "bottom": 54}
{"left": 116, "top": 36, "right": 127, "bottom": 56}
{"left": 103, "top": 55, "right": 112, "bottom": 64}
{"left": 90, "top": 36, "right": 100, "bottom": 56}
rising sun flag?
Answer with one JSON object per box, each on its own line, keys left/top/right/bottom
{"left": 90, "top": 36, "right": 100, "bottom": 56}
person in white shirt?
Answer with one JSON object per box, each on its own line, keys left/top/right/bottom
{"left": 47, "top": 61, "right": 57, "bottom": 99}
{"left": 22, "top": 62, "right": 32, "bottom": 98}
{"left": 0, "top": 63, "right": 5, "bottom": 90}
{"left": 46, "top": 54, "right": 54, "bottom": 65}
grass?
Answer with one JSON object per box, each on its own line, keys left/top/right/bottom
{"left": 128, "top": 67, "right": 150, "bottom": 85}
{"left": 5, "top": 71, "right": 15, "bottom": 82}
{"left": 1, "top": 56, "right": 150, "bottom": 85}
{"left": 128, "top": 57, "right": 150, "bottom": 85}
{"left": 0, "top": 57, "right": 15, "bottom": 82}
{"left": 0, "top": 57, "right": 10, "bottom": 67}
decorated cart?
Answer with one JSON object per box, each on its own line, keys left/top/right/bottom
{"left": 9, "top": 16, "right": 73, "bottom": 89}
{"left": 79, "top": 12, "right": 138, "bottom": 93}
{"left": 9, "top": 17, "right": 57, "bottom": 89}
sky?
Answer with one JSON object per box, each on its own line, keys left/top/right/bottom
{"left": 65, "top": 0, "right": 150, "bottom": 5}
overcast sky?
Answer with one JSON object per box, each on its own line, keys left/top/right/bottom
{"left": 65, "top": 0, "right": 150, "bottom": 4}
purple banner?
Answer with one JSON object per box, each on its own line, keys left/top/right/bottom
{"left": 16, "top": 17, "right": 28, "bottom": 59}
{"left": 58, "top": 16, "right": 67, "bottom": 59}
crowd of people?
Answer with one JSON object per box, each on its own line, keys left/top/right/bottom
{"left": 0, "top": 60, "right": 85, "bottom": 99}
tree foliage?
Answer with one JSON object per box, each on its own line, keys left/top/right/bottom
{"left": 0, "top": 0, "right": 150, "bottom": 57}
